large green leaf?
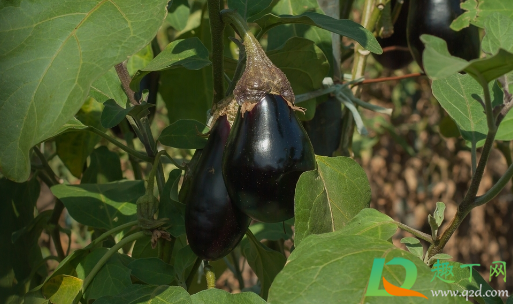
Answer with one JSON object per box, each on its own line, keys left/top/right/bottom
{"left": 294, "top": 156, "right": 371, "bottom": 246}
{"left": 55, "top": 97, "right": 105, "bottom": 178}
{"left": 446, "top": 261, "right": 502, "bottom": 304}
{"left": 130, "top": 38, "right": 211, "bottom": 92}
{"left": 173, "top": 245, "right": 198, "bottom": 288}
{"left": 132, "top": 236, "right": 158, "bottom": 259}
{"left": 257, "top": 11, "right": 382, "bottom": 55}
{"left": 228, "top": 0, "right": 273, "bottom": 21}
{"left": 268, "top": 233, "right": 467, "bottom": 303}
{"left": 191, "top": 289, "right": 266, "bottom": 303}
{"left": 81, "top": 146, "right": 123, "bottom": 184}
{"left": 481, "top": 13, "right": 513, "bottom": 55}
{"left": 451, "top": 0, "right": 513, "bottom": 30}
{"left": 432, "top": 74, "right": 513, "bottom": 147}
{"left": 267, "top": 37, "right": 329, "bottom": 120}
{"left": 75, "top": 248, "right": 132, "bottom": 302}
{"left": 51, "top": 180, "right": 144, "bottom": 230}
{"left": 94, "top": 285, "right": 192, "bottom": 304}
{"left": 337, "top": 208, "right": 397, "bottom": 241}
{"left": 241, "top": 232, "right": 286, "bottom": 300}
{"left": 422, "top": 35, "right": 513, "bottom": 82}
{"left": 128, "top": 258, "right": 175, "bottom": 285}
{"left": 89, "top": 68, "right": 127, "bottom": 107}
{"left": 0, "top": 0, "right": 168, "bottom": 182}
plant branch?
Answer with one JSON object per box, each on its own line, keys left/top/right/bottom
{"left": 230, "top": 251, "right": 245, "bottom": 289}
{"left": 221, "top": 9, "right": 250, "bottom": 39}
{"left": 208, "top": 0, "right": 225, "bottom": 104}
{"left": 33, "top": 146, "right": 59, "bottom": 185}
{"left": 225, "top": 38, "right": 246, "bottom": 97}
{"left": 119, "top": 119, "right": 143, "bottom": 180}
{"left": 475, "top": 161, "right": 513, "bottom": 206}
{"left": 86, "top": 127, "right": 151, "bottom": 162}
{"left": 115, "top": 62, "right": 139, "bottom": 106}
{"left": 82, "top": 231, "right": 145, "bottom": 293}
{"left": 395, "top": 222, "right": 433, "bottom": 244}
{"left": 186, "top": 257, "right": 202, "bottom": 291}
{"left": 355, "top": 73, "right": 424, "bottom": 85}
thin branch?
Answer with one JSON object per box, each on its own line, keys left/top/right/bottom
{"left": 381, "top": 45, "right": 410, "bottom": 53}
{"left": 186, "top": 257, "right": 202, "bottom": 291}
{"left": 230, "top": 251, "right": 245, "bottom": 289}
{"left": 475, "top": 161, "right": 513, "bottom": 206}
{"left": 395, "top": 222, "right": 434, "bottom": 244}
{"left": 86, "top": 127, "right": 152, "bottom": 162}
{"left": 115, "top": 62, "right": 139, "bottom": 106}
{"left": 355, "top": 73, "right": 424, "bottom": 85}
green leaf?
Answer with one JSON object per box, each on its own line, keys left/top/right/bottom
{"left": 159, "top": 119, "right": 208, "bottom": 149}
{"left": 89, "top": 68, "right": 127, "bottom": 107}
{"left": 433, "top": 202, "right": 446, "bottom": 227}
{"left": 75, "top": 248, "right": 132, "bottom": 302}
{"left": 256, "top": 11, "right": 382, "bottom": 54}
{"left": 130, "top": 38, "right": 211, "bottom": 92}
{"left": 0, "top": 178, "right": 43, "bottom": 297}
{"left": 94, "top": 285, "right": 192, "bottom": 304}
{"left": 422, "top": 35, "right": 513, "bottom": 82}
{"left": 81, "top": 146, "right": 123, "bottom": 184}
{"left": 41, "top": 275, "right": 82, "bottom": 304}
{"left": 451, "top": 0, "right": 513, "bottom": 30}
{"left": 268, "top": 233, "right": 467, "bottom": 303}
{"left": 400, "top": 237, "right": 424, "bottom": 261}
{"left": 100, "top": 100, "right": 154, "bottom": 128}
{"left": 249, "top": 222, "right": 293, "bottom": 241}
{"left": 160, "top": 170, "right": 186, "bottom": 237}
{"left": 337, "top": 208, "right": 397, "bottom": 241}
{"left": 23, "top": 290, "right": 50, "bottom": 304}
{"left": 191, "top": 288, "right": 266, "bottom": 303}
{"left": 439, "top": 115, "right": 461, "bottom": 138}
{"left": 128, "top": 258, "right": 175, "bottom": 285}
{"left": 294, "top": 156, "right": 371, "bottom": 247}
{"left": 241, "top": 232, "right": 286, "bottom": 300}
{"left": 432, "top": 74, "right": 513, "bottom": 147}
{"left": 174, "top": 245, "right": 198, "bottom": 287}
{"left": 446, "top": 261, "right": 503, "bottom": 304}
{"left": 228, "top": 0, "right": 273, "bottom": 21}
{"left": 167, "top": 0, "right": 190, "bottom": 31}
{"left": 132, "top": 236, "right": 158, "bottom": 259}
{"left": 481, "top": 13, "right": 513, "bottom": 55}
{"left": 0, "top": 0, "right": 169, "bottom": 182}
{"left": 51, "top": 180, "right": 144, "bottom": 230}
{"left": 127, "top": 43, "right": 154, "bottom": 76}
{"left": 267, "top": 37, "right": 329, "bottom": 120}
{"left": 55, "top": 98, "right": 105, "bottom": 178}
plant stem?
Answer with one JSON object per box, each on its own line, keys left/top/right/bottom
{"left": 395, "top": 222, "right": 433, "bottom": 244}
{"left": 207, "top": 0, "right": 225, "bottom": 104}
{"left": 354, "top": 72, "right": 424, "bottom": 85}
{"left": 230, "top": 251, "right": 245, "bottom": 290}
{"left": 82, "top": 231, "right": 145, "bottom": 293}
{"left": 115, "top": 62, "right": 139, "bottom": 106}
{"left": 186, "top": 257, "right": 202, "bottom": 291}
{"left": 119, "top": 119, "right": 143, "bottom": 180}
{"left": 86, "top": 127, "right": 151, "bottom": 162}
{"left": 220, "top": 10, "right": 250, "bottom": 39}
{"left": 471, "top": 141, "right": 477, "bottom": 177}
{"left": 426, "top": 77, "right": 497, "bottom": 258}
{"left": 33, "top": 146, "right": 59, "bottom": 185}
{"left": 225, "top": 39, "right": 246, "bottom": 97}
{"left": 475, "top": 161, "right": 513, "bottom": 206}
{"left": 92, "top": 220, "right": 139, "bottom": 246}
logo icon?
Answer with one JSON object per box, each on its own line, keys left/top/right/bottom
{"left": 366, "top": 257, "right": 428, "bottom": 299}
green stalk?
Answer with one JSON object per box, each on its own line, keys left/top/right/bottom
{"left": 119, "top": 119, "right": 143, "bottom": 180}
{"left": 186, "top": 257, "right": 202, "bottom": 291}
{"left": 86, "top": 127, "right": 151, "bottom": 162}
{"left": 475, "top": 162, "right": 513, "bottom": 206}
{"left": 395, "top": 222, "right": 433, "bottom": 244}
{"left": 207, "top": 0, "right": 225, "bottom": 104}
{"left": 82, "top": 231, "right": 145, "bottom": 293}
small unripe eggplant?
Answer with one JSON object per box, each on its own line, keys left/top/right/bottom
{"left": 373, "top": 0, "right": 413, "bottom": 70}
{"left": 184, "top": 115, "right": 250, "bottom": 261}
{"left": 407, "top": 0, "right": 480, "bottom": 70}
{"left": 222, "top": 94, "right": 316, "bottom": 223}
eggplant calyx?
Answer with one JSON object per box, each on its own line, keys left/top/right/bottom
{"left": 210, "top": 95, "right": 238, "bottom": 127}
{"left": 234, "top": 32, "right": 296, "bottom": 115}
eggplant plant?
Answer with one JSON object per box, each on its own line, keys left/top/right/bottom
{"left": 1, "top": 0, "right": 513, "bottom": 303}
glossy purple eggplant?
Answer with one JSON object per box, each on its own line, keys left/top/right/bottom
{"left": 373, "top": 0, "right": 414, "bottom": 70}
{"left": 407, "top": 0, "right": 480, "bottom": 70}
{"left": 222, "top": 94, "right": 316, "bottom": 223}
{"left": 184, "top": 115, "right": 250, "bottom": 261}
